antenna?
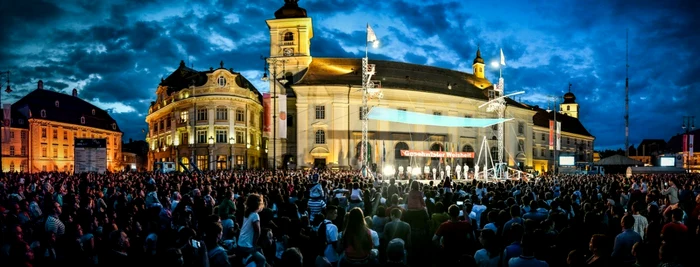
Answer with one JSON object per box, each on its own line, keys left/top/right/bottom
{"left": 625, "top": 28, "right": 630, "bottom": 156}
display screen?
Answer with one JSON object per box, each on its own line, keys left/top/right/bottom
{"left": 660, "top": 157, "right": 675, "bottom": 167}
{"left": 559, "top": 156, "right": 575, "bottom": 166}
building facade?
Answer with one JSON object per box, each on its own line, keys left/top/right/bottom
{"left": 145, "top": 61, "right": 264, "bottom": 171}
{"left": 1, "top": 81, "right": 123, "bottom": 173}
{"left": 261, "top": 1, "right": 595, "bottom": 173}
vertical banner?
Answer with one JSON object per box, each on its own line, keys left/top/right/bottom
{"left": 556, "top": 121, "right": 562, "bottom": 150}
{"left": 278, "top": 94, "right": 287, "bottom": 139}
{"left": 263, "top": 93, "right": 271, "bottom": 138}
{"left": 683, "top": 134, "right": 688, "bottom": 155}
{"left": 549, "top": 120, "right": 554, "bottom": 150}
{"left": 690, "top": 135, "right": 694, "bottom": 157}
{"left": 2, "top": 104, "right": 10, "bottom": 143}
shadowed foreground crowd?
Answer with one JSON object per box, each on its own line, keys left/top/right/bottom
{"left": 1, "top": 170, "right": 699, "bottom": 267}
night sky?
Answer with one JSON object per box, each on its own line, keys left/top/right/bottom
{"left": 1, "top": 0, "right": 698, "bottom": 150}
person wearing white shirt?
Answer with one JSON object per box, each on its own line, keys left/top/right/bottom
{"left": 237, "top": 194, "right": 266, "bottom": 267}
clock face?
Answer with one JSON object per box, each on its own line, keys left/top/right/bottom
{"left": 283, "top": 48, "right": 293, "bottom": 57}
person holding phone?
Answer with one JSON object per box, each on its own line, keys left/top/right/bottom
{"left": 661, "top": 179, "right": 679, "bottom": 216}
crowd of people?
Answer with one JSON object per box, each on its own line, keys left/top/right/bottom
{"left": 0, "top": 169, "right": 699, "bottom": 267}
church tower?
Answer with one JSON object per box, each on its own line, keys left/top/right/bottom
{"left": 560, "top": 83, "right": 579, "bottom": 118}
{"left": 266, "top": 0, "right": 314, "bottom": 76}
{"left": 472, "top": 47, "right": 485, "bottom": 79}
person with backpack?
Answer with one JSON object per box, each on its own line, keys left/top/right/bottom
{"left": 314, "top": 206, "right": 339, "bottom": 266}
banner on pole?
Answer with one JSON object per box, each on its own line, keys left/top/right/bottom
{"left": 549, "top": 120, "right": 554, "bottom": 150}
{"left": 263, "top": 93, "right": 271, "bottom": 138}
{"left": 278, "top": 94, "right": 287, "bottom": 139}
{"left": 400, "top": 150, "right": 475, "bottom": 158}
{"left": 683, "top": 134, "right": 687, "bottom": 155}
{"left": 556, "top": 121, "right": 561, "bottom": 150}
{"left": 689, "top": 134, "right": 694, "bottom": 157}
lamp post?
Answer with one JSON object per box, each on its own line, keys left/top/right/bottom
{"left": 546, "top": 96, "right": 559, "bottom": 175}
{"left": 208, "top": 136, "right": 214, "bottom": 171}
{"left": 229, "top": 136, "right": 235, "bottom": 170}
{"left": 682, "top": 116, "right": 695, "bottom": 172}
{"left": 261, "top": 56, "right": 287, "bottom": 171}
{"left": 1, "top": 71, "right": 11, "bottom": 170}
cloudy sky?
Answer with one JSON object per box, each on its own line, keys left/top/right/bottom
{"left": 1, "top": 0, "right": 698, "bottom": 150}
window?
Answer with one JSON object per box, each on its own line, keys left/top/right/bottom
{"left": 197, "top": 109, "right": 208, "bottom": 121}
{"left": 9, "top": 146, "right": 15, "bottom": 156}
{"left": 541, "top": 133, "right": 545, "bottom": 141}
{"left": 315, "top": 106, "right": 325, "bottom": 119}
{"left": 235, "top": 155, "right": 244, "bottom": 166}
{"left": 284, "top": 32, "right": 294, "bottom": 41}
{"left": 41, "top": 145, "right": 47, "bottom": 157}
{"left": 394, "top": 142, "right": 409, "bottom": 159}
{"left": 518, "top": 140, "right": 524, "bottom": 152}
{"left": 567, "top": 138, "right": 570, "bottom": 144}
{"left": 532, "top": 132, "right": 535, "bottom": 139}
{"left": 63, "top": 130, "right": 67, "bottom": 140}
{"left": 91, "top": 109, "right": 96, "bottom": 115}
{"left": 197, "top": 129, "right": 207, "bottom": 143}
{"left": 218, "top": 76, "right": 227, "bottom": 87}
{"left": 490, "top": 147, "right": 499, "bottom": 161}
{"left": 359, "top": 107, "right": 367, "bottom": 120}
{"left": 180, "top": 111, "right": 188, "bottom": 123}
{"left": 41, "top": 128, "right": 47, "bottom": 138}
{"left": 42, "top": 165, "right": 47, "bottom": 172}
{"left": 216, "top": 130, "right": 227, "bottom": 143}
{"left": 540, "top": 148, "right": 545, "bottom": 157}
{"left": 81, "top": 116, "right": 85, "bottom": 124}
{"left": 433, "top": 111, "right": 442, "bottom": 116}
{"left": 492, "top": 124, "right": 497, "bottom": 131}
{"left": 315, "top": 130, "right": 326, "bottom": 144}
{"left": 10, "top": 131, "right": 14, "bottom": 139}
{"left": 216, "top": 108, "right": 228, "bottom": 120}
{"left": 55, "top": 100, "right": 59, "bottom": 107}
{"left": 236, "top": 131, "right": 244, "bottom": 144}
{"left": 567, "top": 106, "right": 570, "bottom": 111}
{"left": 518, "top": 123, "right": 524, "bottom": 134}
{"left": 113, "top": 137, "right": 116, "bottom": 146}
{"left": 53, "top": 145, "right": 58, "bottom": 158}
{"left": 21, "top": 132, "right": 26, "bottom": 140}
{"left": 20, "top": 146, "right": 26, "bottom": 156}
{"left": 159, "top": 120, "right": 164, "bottom": 131}
{"left": 40, "top": 109, "right": 46, "bottom": 118}
{"left": 181, "top": 132, "right": 189, "bottom": 145}
{"left": 236, "top": 110, "right": 244, "bottom": 122}
{"left": 197, "top": 155, "right": 208, "bottom": 171}
{"left": 9, "top": 162, "right": 14, "bottom": 172}
{"left": 287, "top": 115, "right": 294, "bottom": 127}
{"left": 165, "top": 119, "right": 170, "bottom": 129}
{"left": 398, "top": 108, "right": 407, "bottom": 112}
{"left": 63, "top": 148, "right": 68, "bottom": 158}
{"left": 53, "top": 129, "right": 57, "bottom": 139}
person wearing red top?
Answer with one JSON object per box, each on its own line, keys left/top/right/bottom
{"left": 432, "top": 204, "right": 476, "bottom": 265}
{"left": 406, "top": 181, "right": 426, "bottom": 210}
{"left": 661, "top": 208, "right": 688, "bottom": 245}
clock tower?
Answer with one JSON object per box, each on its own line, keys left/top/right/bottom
{"left": 266, "top": 0, "right": 314, "bottom": 76}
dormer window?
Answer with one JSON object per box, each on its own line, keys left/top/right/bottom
{"left": 111, "top": 123, "right": 117, "bottom": 130}
{"left": 18, "top": 119, "right": 23, "bottom": 125}
{"left": 218, "top": 76, "right": 226, "bottom": 87}
{"left": 40, "top": 109, "right": 47, "bottom": 118}
{"left": 91, "top": 109, "right": 96, "bottom": 115}
{"left": 55, "top": 100, "right": 59, "bottom": 107}
{"left": 283, "top": 32, "right": 294, "bottom": 41}
{"left": 80, "top": 116, "right": 86, "bottom": 124}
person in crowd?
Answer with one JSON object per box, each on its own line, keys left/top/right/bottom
{"left": 338, "top": 208, "right": 374, "bottom": 266}
{"left": 383, "top": 208, "right": 412, "bottom": 248}
{"left": 474, "top": 228, "right": 502, "bottom": 267}
{"left": 611, "top": 214, "right": 642, "bottom": 265}
{"left": 508, "top": 232, "right": 548, "bottom": 267}
{"left": 237, "top": 193, "right": 266, "bottom": 267}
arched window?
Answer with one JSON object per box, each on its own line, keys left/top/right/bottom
{"left": 394, "top": 142, "right": 409, "bottom": 159}
{"left": 91, "top": 109, "right": 96, "bottom": 115}
{"left": 315, "top": 130, "right": 325, "bottom": 144}
{"left": 429, "top": 143, "right": 444, "bottom": 166}
{"left": 462, "top": 144, "right": 475, "bottom": 167}
{"left": 218, "top": 76, "right": 226, "bottom": 87}
{"left": 283, "top": 32, "right": 294, "bottom": 41}
{"left": 80, "top": 116, "right": 86, "bottom": 124}
{"left": 40, "top": 109, "right": 46, "bottom": 118}
{"left": 111, "top": 123, "right": 117, "bottom": 130}
{"left": 55, "top": 100, "right": 59, "bottom": 107}
{"left": 567, "top": 106, "right": 570, "bottom": 111}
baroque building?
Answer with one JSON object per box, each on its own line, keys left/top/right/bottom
{"left": 1, "top": 81, "right": 123, "bottom": 172}
{"left": 262, "top": 0, "right": 595, "bottom": 173}
{"left": 145, "top": 61, "right": 263, "bottom": 171}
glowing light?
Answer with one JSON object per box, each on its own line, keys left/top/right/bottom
{"left": 372, "top": 41, "right": 379, "bottom": 48}
{"left": 383, "top": 165, "right": 395, "bottom": 176}
{"left": 367, "top": 107, "right": 512, "bottom": 127}
{"left": 411, "top": 167, "right": 421, "bottom": 176}
{"left": 491, "top": 61, "right": 500, "bottom": 68}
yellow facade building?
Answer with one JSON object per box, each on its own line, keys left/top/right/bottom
{"left": 145, "top": 61, "right": 264, "bottom": 171}
{"left": 1, "top": 81, "right": 123, "bottom": 173}
{"left": 262, "top": 1, "right": 595, "bottom": 172}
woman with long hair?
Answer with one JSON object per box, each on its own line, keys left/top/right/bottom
{"left": 339, "top": 208, "right": 375, "bottom": 266}
{"left": 237, "top": 193, "right": 267, "bottom": 267}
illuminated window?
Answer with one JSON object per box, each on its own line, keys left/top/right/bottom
{"left": 236, "top": 109, "right": 244, "bottom": 122}
{"left": 315, "top": 130, "right": 326, "bottom": 144}
{"left": 180, "top": 111, "right": 188, "bottom": 123}
{"left": 41, "top": 144, "right": 47, "bottom": 157}
{"left": 9, "top": 146, "right": 14, "bottom": 156}
{"left": 53, "top": 129, "right": 57, "bottom": 139}
{"left": 216, "top": 108, "right": 228, "bottom": 120}
{"left": 41, "top": 128, "right": 47, "bottom": 138}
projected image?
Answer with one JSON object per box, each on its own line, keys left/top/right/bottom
{"left": 559, "top": 156, "right": 575, "bottom": 166}
{"left": 659, "top": 157, "right": 675, "bottom": 167}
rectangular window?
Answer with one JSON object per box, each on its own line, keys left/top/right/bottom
{"left": 42, "top": 165, "right": 47, "bottom": 172}
{"left": 197, "top": 130, "right": 207, "bottom": 143}
{"left": 567, "top": 138, "right": 570, "bottom": 144}
{"left": 197, "top": 155, "right": 208, "bottom": 171}
{"left": 197, "top": 109, "right": 208, "bottom": 121}
{"left": 235, "top": 155, "right": 244, "bottom": 166}
{"left": 181, "top": 132, "right": 189, "bottom": 145}
{"left": 21, "top": 146, "right": 26, "bottom": 156}
{"left": 236, "top": 131, "right": 244, "bottom": 144}
{"left": 180, "top": 111, "right": 188, "bottom": 123}
{"left": 159, "top": 120, "right": 164, "bottom": 131}
{"left": 217, "top": 108, "right": 228, "bottom": 120}
{"left": 166, "top": 136, "right": 172, "bottom": 146}
{"left": 216, "top": 130, "right": 227, "bottom": 143}
{"left": 532, "top": 132, "right": 535, "bottom": 140}
{"left": 53, "top": 145, "right": 58, "bottom": 158}
{"left": 41, "top": 145, "right": 47, "bottom": 157}
{"left": 315, "top": 105, "right": 325, "bottom": 120}
{"left": 518, "top": 123, "right": 524, "bottom": 134}
{"left": 236, "top": 110, "right": 245, "bottom": 122}
{"left": 63, "top": 130, "right": 68, "bottom": 140}
{"left": 166, "top": 117, "right": 171, "bottom": 128}
{"left": 41, "top": 128, "right": 47, "bottom": 138}
{"left": 52, "top": 129, "right": 57, "bottom": 139}
{"left": 540, "top": 149, "right": 545, "bottom": 157}
{"left": 21, "top": 132, "right": 26, "bottom": 140}
{"left": 541, "top": 134, "right": 545, "bottom": 141}
{"left": 433, "top": 111, "right": 442, "bottom": 116}
{"left": 9, "top": 146, "right": 15, "bottom": 156}
{"left": 10, "top": 131, "right": 14, "bottom": 139}
{"left": 63, "top": 148, "right": 68, "bottom": 158}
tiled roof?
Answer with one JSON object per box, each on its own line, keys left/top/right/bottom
{"left": 8, "top": 88, "right": 121, "bottom": 132}
{"left": 532, "top": 108, "right": 593, "bottom": 137}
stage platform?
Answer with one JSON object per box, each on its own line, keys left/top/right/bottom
{"left": 384, "top": 178, "right": 529, "bottom": 186}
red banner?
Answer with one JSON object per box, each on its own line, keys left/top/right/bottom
{"left": 683, "top": 134, "right": 688, "bottom": 154}
{"left": 549, "top": 120, "right": 554, "bottom": 150}
{"left": 263, "top": 93, "right": 271, "bottom": 137}
{"left": 400, "top": 150, "right": 474, "bottom": 158}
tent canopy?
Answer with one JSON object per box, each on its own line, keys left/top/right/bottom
{"left": 626, "top": 166, "right": 685, "bottom": 178}
{"left": 367, "top": 107, "right": 511, "bottom": 127}
{"left": 595, "top": 154, "right": 643, "bottom": 166}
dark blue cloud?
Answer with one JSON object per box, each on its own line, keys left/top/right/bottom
{"left": 0, "top": 0, "right": 697, "bottom": 149}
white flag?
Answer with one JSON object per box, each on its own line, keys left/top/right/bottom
{"left": 500, "top": 48, "right": 506, "bottom": 66}
{"left": 367, "top": 24, "right": 377, "bottom": 43}
{"left": 556, "top": 121, "right": 561, "bottom": 150}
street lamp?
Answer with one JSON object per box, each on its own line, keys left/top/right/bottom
{"left": 229, "top": 136, "right": 235, "bottom": 170}
{"left": 261, "top": 56, "right": 287, "bottom": 171}
{"left": 208, "top": 136, "right": 214, "bottom": 171}
{"left": 682, "top": 116, "right": 696, "bottom": 172}
{"left": 546, "top": 96, "right": 559, "bottom": 175}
